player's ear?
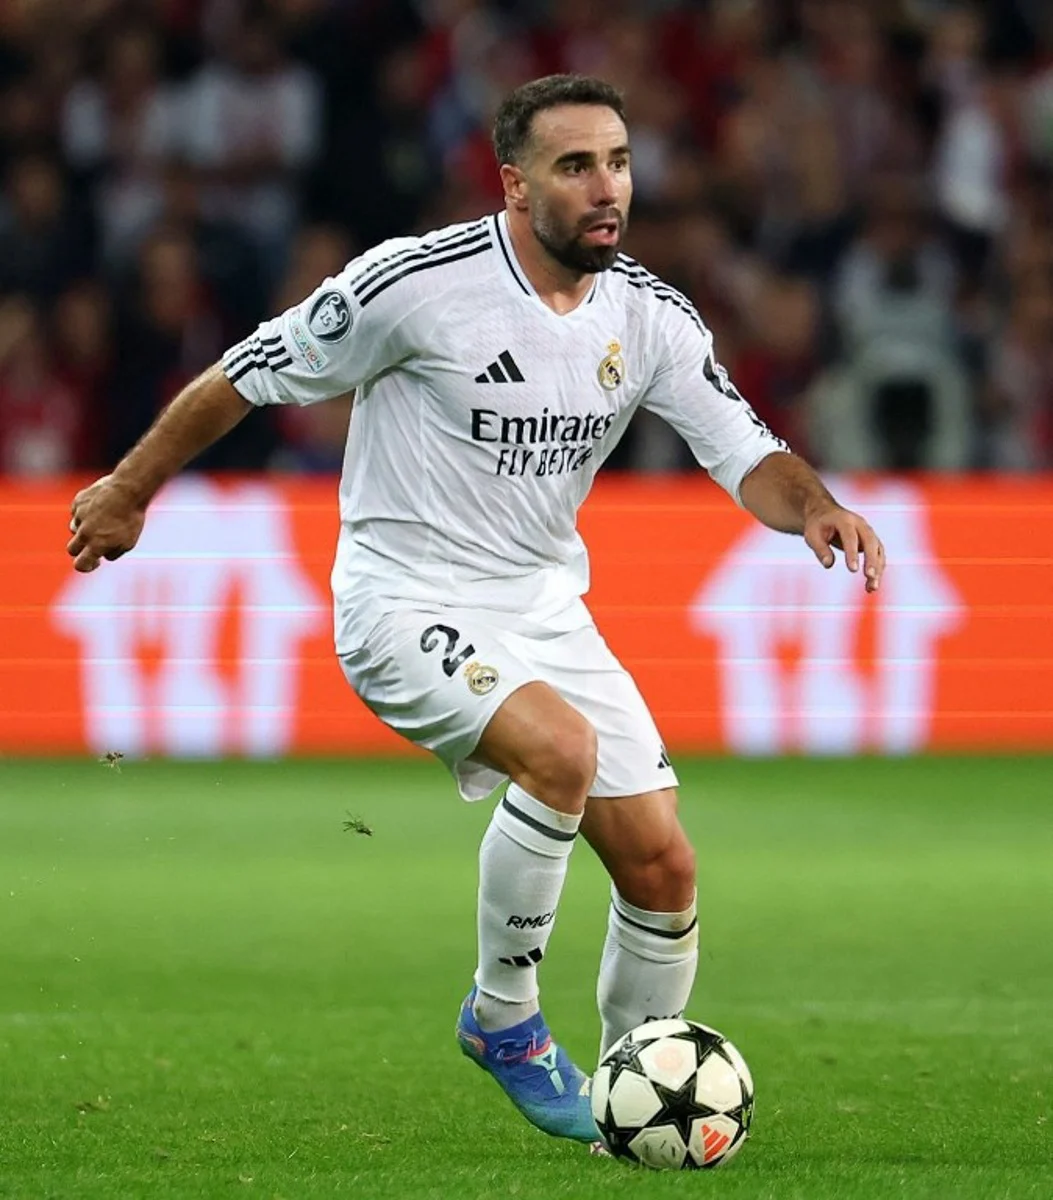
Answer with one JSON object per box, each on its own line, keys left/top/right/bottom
{"left": 500, "top": 163, "right": 529, "bottom": 211}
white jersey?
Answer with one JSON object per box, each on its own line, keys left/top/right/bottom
{"left": 223, "top": 212, "right": 787, "bottom": 653}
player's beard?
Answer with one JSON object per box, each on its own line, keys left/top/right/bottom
{"left": 532, "top": 204, "right": 626, "bottom": 274}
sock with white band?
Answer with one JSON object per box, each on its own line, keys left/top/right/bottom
{"left": 597, "top": 886, "right": 699, "bottom": 1057}
{"left": 473, "top": 783, "right": 581, "bottom": 1031}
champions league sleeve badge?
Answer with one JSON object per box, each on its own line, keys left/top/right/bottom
{"left": 598, "top": 340, "right": 624, "bottom": 390}
{"left": 307, "top": 290, "right": 352, "bottom": 343}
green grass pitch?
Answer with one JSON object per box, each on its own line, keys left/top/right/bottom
{"left": 0, "top": 756, "right": 1050, "bottom": 1199}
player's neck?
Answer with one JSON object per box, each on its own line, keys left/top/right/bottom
{"left": 505, "top": 210, "right": 593, "bottom": 316}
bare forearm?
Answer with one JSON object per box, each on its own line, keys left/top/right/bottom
{"left": 110, "top": 364, "right": 253, "bottom": 505}
{"left": 737, "top": 451, "right": 886, "bottom": 592}
{"left": 738, "top": 451, "right": 837, "bottom": 535}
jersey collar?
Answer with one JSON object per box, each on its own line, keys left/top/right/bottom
{"left": 492, "top": 211, "right": 599, "bottom": 314}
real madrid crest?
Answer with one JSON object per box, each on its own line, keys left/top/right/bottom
{"left": 598, "top": 340, "right": 624, "bottom": 390}
{"left": 465, "top": 661, "right": 499, "bottom": 696}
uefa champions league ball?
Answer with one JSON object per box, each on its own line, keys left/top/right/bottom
{"left": 591, "top": 1019, "right": 754, "bottom": 1170}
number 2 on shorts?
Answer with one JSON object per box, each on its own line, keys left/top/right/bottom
{"left": 420, "top": 624, "right": 477, "bottom": 678}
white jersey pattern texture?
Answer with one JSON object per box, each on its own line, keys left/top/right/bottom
{"left": 223, "top": 212, "right": 788, "bottom": 653}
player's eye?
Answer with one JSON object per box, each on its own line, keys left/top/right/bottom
{"left": 611, "top": 158, "right": 629, "bottom": 171}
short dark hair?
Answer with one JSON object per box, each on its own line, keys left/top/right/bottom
{"left": 492, "top": 74, "right": 627, "bottom": 166}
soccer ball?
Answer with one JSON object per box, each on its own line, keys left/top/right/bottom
{"left": 591, "top": 1019, "right": 754, "bottom": 1170}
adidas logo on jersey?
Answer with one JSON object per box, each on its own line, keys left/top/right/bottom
{"left": 475, "top": 350, "right": 525, "bottom": 383}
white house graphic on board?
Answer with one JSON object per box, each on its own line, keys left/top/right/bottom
{"left": 53, "top": 477, "right": 323, "bottom": 757}
{"left": 691, "top": 479, "right": 963, "bottom": 754}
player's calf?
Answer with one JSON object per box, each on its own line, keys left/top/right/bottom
{"left": 580, "top": 792, "right": 699, "bottom": 1056}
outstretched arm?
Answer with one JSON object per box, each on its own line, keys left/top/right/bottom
{"left": 67, "top": 239, "right": 426, "bottom": 575}
{"left": 738, "top": 451, "right": 886, "bottom": 593}
{"left": 66, "top": 365, "right": 252, "bottom": 573}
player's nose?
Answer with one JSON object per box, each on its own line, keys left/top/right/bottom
{"left": 590, "top": 169, "right": 619, "bottom": 207}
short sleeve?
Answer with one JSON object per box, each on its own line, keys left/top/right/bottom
{"left": 640, "top": 299, "right": 789, "bottom": 503}
{"left": 221, "top": 253, "right": 419, "bottom": 407}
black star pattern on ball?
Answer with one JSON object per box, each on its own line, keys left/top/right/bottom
{"left": 685, "top": 1025, "right": 724, "bottom": 1057}
{"left": 602, "top": 1035, "right": 650, "bottom": 1075}
{"left": 649, "top": 1055, "right": 719, "bottom": 1148}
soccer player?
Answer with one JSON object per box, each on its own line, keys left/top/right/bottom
{"left": 67, "top": 75, "right": 886, "bottom": 1146}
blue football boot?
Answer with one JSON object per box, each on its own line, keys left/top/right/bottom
{"left": 456, "top": 989, "right": 599, "bottom": 1143}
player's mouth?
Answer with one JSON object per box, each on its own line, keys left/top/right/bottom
{"left": 582, "top": 219, "right": 620, "bottom": 245}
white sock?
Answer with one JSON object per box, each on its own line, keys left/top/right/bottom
{"left": 473, "top": 783, "right": 581, "bottom": 1032}
{"left": 597, "top": 886, "right": 699, "bottom": 1057}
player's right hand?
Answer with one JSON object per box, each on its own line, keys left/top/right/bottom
{"left": 66, "top": 475, "right": 147, "bottom": 573}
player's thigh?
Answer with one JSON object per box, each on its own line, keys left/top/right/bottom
{"left": 339, "top": 608, "right": 540, "bottom": 799}
{"left": 581, "top": 787, "right": 696, "bottom": 913}
{"left": 473, "top": 679, "right": 598, "bottom": 803}
{"left": 540, "top": 622, "right": 677, "bottom": 800}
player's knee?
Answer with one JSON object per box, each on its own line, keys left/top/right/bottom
{"left": 618, "top": 835, "right": 696, "bottom": 912}
{"left": 520, "top": 715, "right": 597, "bottom": 811}
{"left": 663, "top": 837, "right": 697, "bottom": 903}
{"left": 544, "top": 717, "right": 597, "bottom": 799}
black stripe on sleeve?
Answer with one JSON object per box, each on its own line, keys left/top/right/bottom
{"left": 612, "top": 257, "right": 787, "bottom": 444}
{"left": 358, "top": 242, "right": 493, "bottom": 307}
{"left": 223, "top": 340, "right": 260, "bottom": 372}
{"left": 225, "top": 325, "right": 293, "bottom": 369}
{"left": 610, "top": 263, "right": 707, "bottom": 337}
{"left": 613, "top": 257, "right": 700, "bottom": 308}
{"left": 351, "top": 223, "right": 490, "bottom": 299}
{"left": 227, "top": 357, "right": 262, "bottom": 384}
{"left": 225, "top": 346, "right": 292, "bottom": 384}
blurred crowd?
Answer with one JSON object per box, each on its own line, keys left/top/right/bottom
{"left": 1, "top": 0, "right": 1053, "bottom": 477}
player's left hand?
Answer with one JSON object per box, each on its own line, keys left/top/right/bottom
{"left": 803, "top": 505, "right": 885, "bottom": 594}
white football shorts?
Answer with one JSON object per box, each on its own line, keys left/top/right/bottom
{"left": 339, "top": 605, "right": 679, "bottom": 802}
